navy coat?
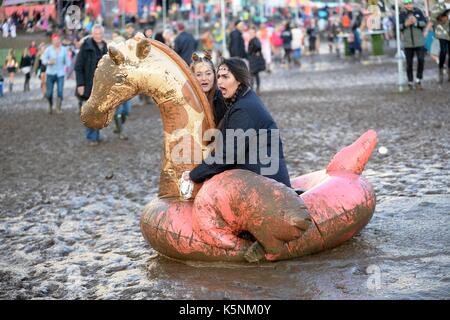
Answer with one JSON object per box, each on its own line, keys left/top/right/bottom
{"left": 190, "top": 87, "right": 291, "bottom": 188}
{"left": 228, "top": 29, "right": 247, "bottom": 59}
{"left": 74, "top": 37, "right": 108, "bottom": 100}
{"left": 174, "top": 31, "right": 197, "bottom": 65}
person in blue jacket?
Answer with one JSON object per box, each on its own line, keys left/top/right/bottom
{"left": 187, "top": 58, "right": 291, "bottom": 188}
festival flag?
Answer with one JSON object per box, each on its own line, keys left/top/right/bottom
{"left": 119, "top": 0, "right": 138, "bottom": 15}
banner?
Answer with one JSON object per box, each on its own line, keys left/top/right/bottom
{"left": 1, "top": 4, "right": 56, "bottom": 18}
{"left": 2, "top": 0, "right": 41, "bottom": 6}
{"left": 138, "top": 0, "right": 153, "bottom": 18}
{"left": 119, "top": 0, "right": 138, "bottom": 15}
{"left": 86, "top": 0, "right": 102, "bottom": 17}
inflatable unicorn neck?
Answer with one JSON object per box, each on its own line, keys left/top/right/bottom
{"left": 81, "top": 34, "right": 215, "bottom": 198}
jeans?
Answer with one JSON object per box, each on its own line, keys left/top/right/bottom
{"left": 86, "top": 127, "right": 101, "bottom": 142}
{"left": 80, "top": 99, "right": 101, "bottom": 142}
{"left": 115, "top": 100, "right": 131, "bottom": 117}
{"left": 404, "top": 47, "right": 425, "bottom": 82}
{"left": 46, "top": 74, "right": 64, "bottom": 103}
{"left": 438, "top": 39, "right": 450, "bottom": 69}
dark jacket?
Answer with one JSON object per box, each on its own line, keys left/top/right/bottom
{"left": 74, "top": 37, "right": 108, "bottom": 100}
{"left": 174, "top": 31, "right": 197, "bottom": 65}
{"left": 228, "top": 29, "right": 247, "bottom": 59}
{"left": 190, "top": 87, "right": 291, "bottom": 188}
{"left": 281, "top": 29, "right": 293, "bottom": 50}
{"left": 248, "top": 37, "right": 266, "bottom": 74}
{"left": 399, "top": 8, "right": 427, "bottom": 48}
{"left": 20, "top": 54, "right": 33, "bottom": 68}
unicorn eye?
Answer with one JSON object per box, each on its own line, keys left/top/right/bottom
{"left": 115, "top": 74, "right": 127, "bottom": 83}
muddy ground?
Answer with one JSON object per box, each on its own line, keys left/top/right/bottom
{"left": 0, "top": 52, "right": 449, "bottom": 299}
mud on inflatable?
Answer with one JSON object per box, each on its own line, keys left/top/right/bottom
{"left": 81, "top": 34, "right": 377, "bottom": 262}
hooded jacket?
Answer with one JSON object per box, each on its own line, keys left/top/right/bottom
{"left": 399, "top": 7, "right": 428, "bottom": 48}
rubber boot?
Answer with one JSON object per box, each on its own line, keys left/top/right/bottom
{"left": 56, "top": 97, "right": 62, "bottom": 114}
{"left": 114, "top": 114, "right": 128, "bottom": 140}
{"left": 120, "top": 114, "right": 128, "bottom": 139}
{"left": 47, "top": 97, "right": 53, "bottom": 114}
{"left": 438, "top": 68, "right": 444, "bottom": 84}
{"left": 113, "top": 114, "right": 122, "bottom": 134}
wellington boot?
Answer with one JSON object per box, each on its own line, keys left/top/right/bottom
{"left": 438, "top": 68, "right": 444, "bottom": 84}
{"left": 56, "top": 97, "right": 62, "bottom": 114}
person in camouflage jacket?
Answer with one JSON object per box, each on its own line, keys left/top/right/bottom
{"left": 431, "top": 0, "right": 450, "bottom": 83}
{"left": 399, "top": 0, "right": 428, "bottom": 89}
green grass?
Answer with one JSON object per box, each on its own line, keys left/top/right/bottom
{"left": 0, "top": 49, "right": 24, "bottom": 67}
{"left": 0, "top": 32, "right": 48, "bottom": 67}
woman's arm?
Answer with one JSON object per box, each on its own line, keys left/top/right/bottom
{"left": 190, "top": 106, "right": 253, "bottom": 183}
{"left": 42, "top": 47, "right": 49, "bottom": 65}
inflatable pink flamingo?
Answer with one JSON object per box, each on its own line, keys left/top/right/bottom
{"left": 81, "top": 34, "right": 377, "bottom": 262}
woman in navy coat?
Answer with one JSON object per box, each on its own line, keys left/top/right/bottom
{"left": 187, "top": 58, "right": 291, "bottom": 188}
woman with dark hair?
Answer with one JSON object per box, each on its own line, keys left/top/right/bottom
{"left": 190, "top": 51, "right": 227, "bottom": 126}
{"left": 184, "top": 57, "right": 291, "bottom": 189}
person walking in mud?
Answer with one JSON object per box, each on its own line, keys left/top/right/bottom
{"left": 291, "top": 23, "right": 304, "bottom": 67}
{"left": 19, "top": 48, "right": 33, "bottom": 92}
{"left": 248, "top": 27, "right": 266, "bottom": 94}
{"left": 174, "top": 23, "right": 197, "bottom": 65}
{"left": 281, "top": 21, "right": 293, "bottom": 67}
{"left": 75, "top": 24, "right": 108, "bottom": 146}
{"left": 29, "top": 41, "right": 38, "bottom": 66}
{"left": 111, "top": 29, "right": 131, "bottom": 141}
{"left": 3, "top": 49, "right": 18, "bottom": 94}
{"left": 431, "top": 0, "right": 450, "bottom": 84}
{"left": 228, "top": 20, "right": 247, "bottom": 60}
{"left": 42, "top": 33, "right": 70, "bottom": 113}
{"left": 399, "top": 0, "right": 428, "bottom": 90}
{"left": 34, "top": 42, "right": 47, "bottom": 98}
{"left": 307, "top": 19, "right": 319, "bottom": 55}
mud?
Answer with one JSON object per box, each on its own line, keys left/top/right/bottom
{"left": 0, "top": 53, "right": 449, "bottom": 299}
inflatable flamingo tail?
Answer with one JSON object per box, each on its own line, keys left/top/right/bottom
{"left": 326, "top": 130, "right": 378, "bottom": 175}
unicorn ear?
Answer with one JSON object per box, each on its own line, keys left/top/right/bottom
{"left": 108, "top": 45, "right": 125, "bottom": 65}
{"left": 192, "top": 52, "right": 199, "bottom": 62}
{"left": 136, "top": 38, "right": 151, "bottom": 59}
{"left": 203, "top": 50, "right": 212, "bottom": 61}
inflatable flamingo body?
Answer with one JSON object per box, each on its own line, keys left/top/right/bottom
{"left": 81, "top": 34, "right": 377, "bottom": 262}
{"left": 141, "top": 130, "right": 377, "bottom": 262}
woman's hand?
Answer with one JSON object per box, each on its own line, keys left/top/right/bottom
{"left": 179, "top": 171, "right": 194, "bottom": 200}
{"left": 77, "top": 86, "right": 85, "bottom": 96}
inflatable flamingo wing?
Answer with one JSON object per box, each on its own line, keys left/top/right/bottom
{"left": 81, "top": 34, "right": 377, "bottom": 262}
